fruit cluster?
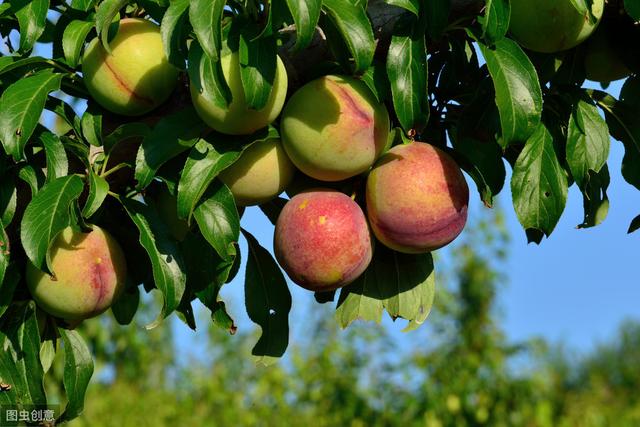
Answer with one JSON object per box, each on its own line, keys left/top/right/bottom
{"left": 26, "top": 16, "right": 470, "bottom": 323}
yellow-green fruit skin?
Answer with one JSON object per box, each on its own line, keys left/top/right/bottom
{"left": 26, "top": 226, "right": 127, "bottom": 321}
{"left": 219, "top": 138, "right": 295, "bottom": 206}
{"left": 190, "top": 52, "right": 288, "bottom": 135}
{"left": 280, "top": 75, "right": 390, "bottom": 182}
{"left": 82, "top": 18, "right": 179, "bottom": 116}
{"left": 585, "top": 29, "right": 631, "bottom": 83}
{"left": 509, "top": 0, "right": 604, "bottom": 53}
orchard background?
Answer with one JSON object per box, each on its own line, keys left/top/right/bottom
{"left": 1, "top": 0, "right": 640, "bottom": 426}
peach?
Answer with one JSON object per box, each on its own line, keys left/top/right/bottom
{"left": 509, "top": 0, "right": 604, "bottom": 53}
{"left": 190, "top": 52, "right": 288, "bottom": 135}
{"left": 274, "top": 190, "right": 373, "bottom": 291}
{"left": 366, "top": 142, "right": 469, "bottom": 253}
{"left": 280, "top": 75, "right": 390, "bottom": 181}
{"left": 26, "top": 226, "right": 127, "bottom": 321}
{"left": 82, "top": 18, "right": 179, "bottom": 116}
{"left": 218, "top": 138, "right": 295, "bottom": 206}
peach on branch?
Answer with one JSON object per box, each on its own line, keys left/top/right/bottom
{"left": 280, "top": 75, "right": 390, "bottom": 182}
{"left": 366, "top": 142, "right": 469, "bottom": 254}
{"left": 26, "top": 226, "right": 127, "bottom": 321}
{"left": 82, "top": 18, "right": 179, "bottom": 116}
{"left": 218, "top": 138, "right": 295, "bottom": 206}
{"left": 509, "top": 0, "right": 604, "bottom": 53}
{"left": 274, "top": 190, "right": 373, "bottom": 292}
{"left": 190, "top": 52, "right": 288, "bottom": 135}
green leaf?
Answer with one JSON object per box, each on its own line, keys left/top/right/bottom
{"left": 177, "top": 139, "right": 242, "bottom": 223}
{"left": 242, "top": 229, "right": 291, "bottom": 365}
{"left": 578, "top": 165, "right": 609, "bottom": 229}
{"left": 82, "top": 169, "right": 109, "bottom": 218}
{"left": 57, "top": 329, "right": 94, "bottom": 423}
{"left": 70, "top": 0, "right": 97, "bottom": 11}
{"left": 161, "top": 0, "right": 190, "bottom": 68}
{"left": 0, "top": 220, "right": 8, "bottom": 290}
{"left": 121, "top": 198, "right": 187, "bottom": 328}
{"left": 134, "top": 107, "right": 205, "bottom": 190}
{"left": 193, "top": 181, "right": 240, "bottom": 262}
{"left": 284, "top": 0, "right": 322, "bottom": 50}
{"left": 478, "top": 0, "right": 510, "bottom": 44}
{"left": 0, "top": 172, "right": 17, "bottom": 226}
{"left": 103, "top": 122, "right": 150, "bottom": 153}
{"left": 0, "top": 302, "right": 47, "bottom": 407}
{"left": 0, "top": 70, "right": 63, "bottom": 161}
{"left": 0, "top": 263, "right": 18, "bottom": 318}
{"left": 17, "top": 163, "right": 44, "bottom": 196}
{"left": 62, "top": 20, "right": 94, "bottom": 67}
{"left": 239, "top": 30, "right": 278, "bottom": 110}
{"left": 111, "top": 284, "right": 140, "bottom": 325}
{"left": 20, "top": 175, "right": 84, "bottom": 274}
{"left": 336, "top": 245, "right": 436, "bottom": 331}
{"left": 95, "top": 0, "right": 128, "bottom": 53}
{"left": 187, "top": 41, "right": 232, "bottom": 110}
{"left": 386, "top": 16, "right": 429, "bottom": 132}
{"left": 479, "top": 38, "right": 542, "bottom": 147}
{"left": 425, "top": 0, "right": 450, "bottom": 40}
{"left": 625, "top": 0, "right": 640, "bottom": 21}
{"left": 189, "top": 0, "right": 226, "bottom": 61}
{"left": 321, "top": 0, "right": 376, "bottom": 74}
{"left": 360, "top": 61, "right": 391, "bottom": 103}
{"left": 80, "top": 106, "right": 103, "bottom": 147}
{"left": 384, "top": 0, "right": 419, "bottom": 15}
{"left": 566, "top": 95, "right": 610, "bottom": 190}
{"left": 511, "top": 124, "right": 568, "bottom": 242}
{"left": 628, "top": 214, "right": 640, "bottom": 234}
{"left": 12, "top": 0, "right": 49, "bottom": 52}
{"left": 39, "top": 131, "right": 69, "bottom": 182}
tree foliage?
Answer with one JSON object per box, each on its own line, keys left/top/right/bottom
{"left": 0, "top": 0, "right": 639, "bottom": 423}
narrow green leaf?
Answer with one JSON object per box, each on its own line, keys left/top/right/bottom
{"left": 0, "top": 265, "right": 19, "bottom": 325}
{"left": 134, "top": 107, "right": 205, "bottom": 190}
{"left": 0, "top": 220, "right": 8, "bottom": 289}
{"left": 578, "top": 165, "right": 609, "bottom": 229}
{"left": 103, "top": 122, "right": 150, "bottom": 153}
{"left": 0, "top": 302, "right": 47, "bottom": 407}
{"left": 122, "top": 198, "right": 187, "bottom": 327}
{"left": 193, "top": 181, "right": 240, "bottom": 262}
{"left": 242, "top": 229, "right": 291, "bottom": 365}
{"left": 82, "top": 169, "right": 109, "bottom": 218}
{"left": 321, "top": 0, "right": 376, "bottom": 74}
{"left": 111, "top": 285, "right": 140, "bottom": 325}
{"left": 62, "top": 20, "right": 94, "bottom": 67}
{"left": 0, "top": 172, "right": 17, "bottom": 226}
{"left": 80, "top": 106, "right": 103, "bottom": 147}
{"left": 13, "top": 0, "right": 49, "bottom": 52}
{"left": 187, "top": 41, "right": 232, "bottom": 110}
{"left": 20, "top": 175, "right": 84, "bottom": 274}
{"left": 511, "top": 124, "right": 568, "bottom": 242}
{"left": 386, "top": 17, "right": 429, "bottom": 132}
{"left": 95, "top": 0, "right": 128, "bottom": 53}
{"left": 189, "top": 0, "right": 226, "bottom": 61}
{"left": 478, "top": 0, "right": 510, "bottom": 44}
{"left": 479, "top": 38, "right": 542, "bottom": 147}
{"left": 284, "top": 0, "right": 322, "bottom": 50}
{"left": 239, "top": 31, "right": 278, "bottom": 110}
{"left": 161, "top": 0, "right": 190, "bottom": 68}
{"left": 567, "top": 96, "right": 610, "bottom": 190}
{"left": 384, "top": 0, "right": 419, "bottom": 15}
{"left": 39, "top": 132, "right": 69, "bottom": 182}
{"left": 70, "top": 0, "right": 97, "bottom": 11}
{"left": 57, "top": 329, "right": 94, "bottom": 422}
{"left": 0, "top": 71, "right": 63, "bottom": 161}
{"left": 628, "top": 214, "right": 640, "bottom": 234}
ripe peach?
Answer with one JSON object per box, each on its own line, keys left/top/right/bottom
{"left": 509, "top": 0, "right": 604, "bottom": 53}
{"left": 274, "top": 190, "right": 373, "bottom": 291}
{"left": 26, "top": 226, "right": 127, "bottom": 321}
{"left": 190, "top": 52, "right": 288, "bottom": 135}
{"left": 82, "top": 18, "right": 179, "bottom": 116}
{"left": 280, "top": 75, "right": 390, "bottom": 182}
{"left": 366, "top": 142, "right": 469, "bottom": 253}
{"left": 218, "top": 138, "right": 295, "bottom": 206}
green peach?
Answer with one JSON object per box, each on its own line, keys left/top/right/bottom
{"left": 218, "top": 138, "right": 295, "bottom": 206}
{"left": 26, "top": 226, "right": 127, "bottom": 321}
{"left": 82, "top": 18, "right": 179, "bottom": 116}
{"left": 280, "top": 75, "right": 390, "bottom": 182}
{"left": 509, "top": 0, "right": 604, "bottom": 53}
{"left": 366, "top": 142, "right": 469, "bottom": 254}
{"left": 190, "top": 52, "right": 288, "bottom": 135}
{"left": 274, "top": 190, "right": 373, "bottom": 292}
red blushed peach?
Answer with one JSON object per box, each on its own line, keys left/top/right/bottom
{"left": 26, "top": 226, "right": 127, "bottom": 321}
{"left": 274, "top": 190, "right": 373, "bottom": 292}
{"left": 366, "top": 142, "right": 469, "bottom": 253}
